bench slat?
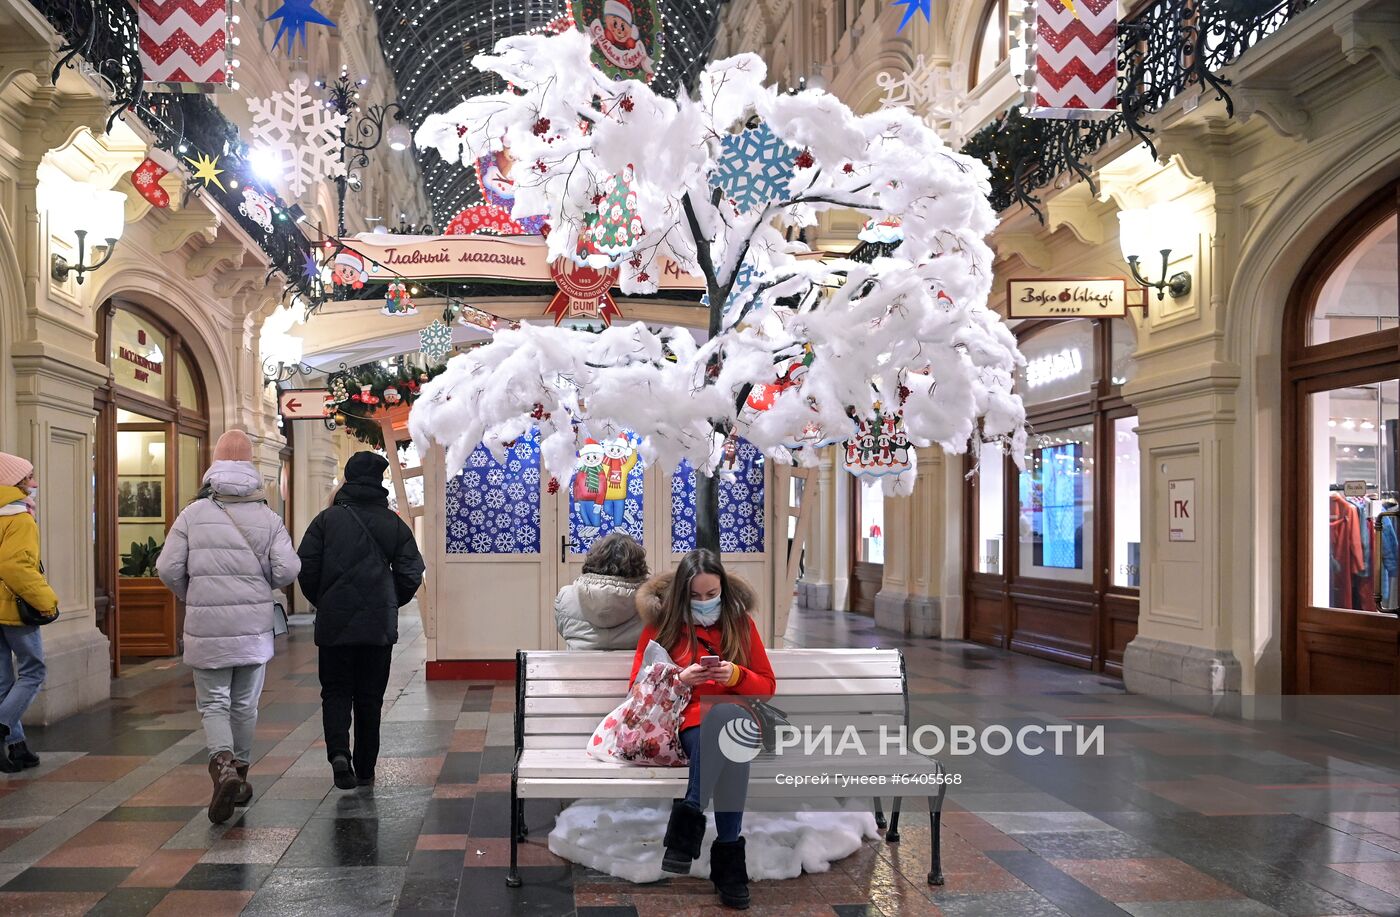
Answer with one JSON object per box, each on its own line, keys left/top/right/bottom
{"left": 525, "top": 677, "right": 903, "bottom": 698}
{"left": 518, "top": 751, "right": 940, "bottom": 780}
{"left": 523, "top": 712, "right": 907, "bottom": 736}
{"left": 525, "top": 653, "right": 902, "bottom": 680}
{"left": 524, "top": 693, "right": 906, "bottom": 717}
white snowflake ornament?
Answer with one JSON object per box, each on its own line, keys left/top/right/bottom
{"left": 420, "top": 319, "right": 453, "bottom": 363}
{"left": 246, "top": 79, "right": 348, "bottom": 200}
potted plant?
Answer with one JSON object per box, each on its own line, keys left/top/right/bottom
{"left": 117, "top": 537, "right": 178, "bottom": 656}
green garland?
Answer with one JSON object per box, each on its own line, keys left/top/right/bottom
{"left": 330, "top": 363, "right": 447, "bottom": 449}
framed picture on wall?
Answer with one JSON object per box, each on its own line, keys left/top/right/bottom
{"left": 117, "top": 476, "right": 165, "bottom": 522}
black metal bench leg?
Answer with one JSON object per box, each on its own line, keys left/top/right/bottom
{"left": 887, "top": 796, "right": 903, "bottom": 843}
{"left": 927, "top": 781, "right": 947, "bottom": 886}
{"left": 507, "top": 779, "right": 522, "bottom": 888}
{"left": 516, "top": 798, "right": 528, "bottom": 840}
{"left": 874, "top": 798, "right": 886, "bottom": 831}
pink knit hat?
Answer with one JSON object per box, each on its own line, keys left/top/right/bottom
{"left": 0, "top": 452, "right": 33, "bottom": 487}
{"left": 212, "top": 430, "right": 254, "bottom": 463}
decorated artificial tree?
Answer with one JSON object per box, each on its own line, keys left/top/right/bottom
{"left": 410, "top": 28, "right": 1026, "bottom": 554}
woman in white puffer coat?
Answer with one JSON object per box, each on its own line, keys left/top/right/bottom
{"left": 157, "top": 430, "right": 299, "bottom": 824}
{"left": 553, "top": 531, "right": 648, "bottom": 651}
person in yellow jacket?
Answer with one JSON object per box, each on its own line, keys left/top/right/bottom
{"left": 0, "top": 452, "right": 56, "bottom": 774}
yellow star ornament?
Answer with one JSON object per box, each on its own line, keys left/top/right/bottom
{"left": 185, "top": 152, "right": 225, "bottom": 192}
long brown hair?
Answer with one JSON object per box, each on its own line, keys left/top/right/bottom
{"left": 653, "top": 549, "right": 751, "bottom": 667}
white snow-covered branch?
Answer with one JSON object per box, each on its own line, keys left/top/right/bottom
{"left": 411, "top": 28, "right": 1026, "bottom": 492}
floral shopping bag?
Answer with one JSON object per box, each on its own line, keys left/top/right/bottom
{"left": 587, "top": 641, "right": 691, "bottom": 766}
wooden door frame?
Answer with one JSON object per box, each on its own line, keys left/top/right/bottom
{"left": 963, "top": 317, "right": 1141, "bottom": 672}
{"left": 849, "top": 478, "right": 883, "bottom": 615}
{"left": 1281, "top": 182, "right": 1400, "bottom": 694}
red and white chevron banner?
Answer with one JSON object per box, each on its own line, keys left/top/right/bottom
{"left": 139, "top": 0, "right": 232, "bottom": 90}
{"left": 1029, "top": 0, "right": 1118, "bottom": 119}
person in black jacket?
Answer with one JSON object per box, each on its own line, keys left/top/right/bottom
{"left": 297, "top": 452, "right": 425, "bottom": 790}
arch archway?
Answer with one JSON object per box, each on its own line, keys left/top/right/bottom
{"left": 93, "top": 295, "right": 218, "bottom": 663}
{"left": 1277, "top": 181, "right": 1399, "bottom": 722}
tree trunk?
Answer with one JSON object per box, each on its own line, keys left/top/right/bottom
{"left": 696, "top": 468, "right": 721, "bottom": 555}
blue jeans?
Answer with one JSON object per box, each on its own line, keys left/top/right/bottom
{"left": 680, "top": 703, "right": 754, "bottom": 843}
{"left": 0, "top": 625, "right": 45, "bottom": 745}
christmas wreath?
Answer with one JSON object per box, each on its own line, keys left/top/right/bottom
{"left": 328, "top": 363, "right": 447, "bottom": 449}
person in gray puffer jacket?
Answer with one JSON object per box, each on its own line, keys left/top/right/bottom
{"left": 157, "top": 430, "right": 299, "bottom": 825}
{"left": 554, "top": 532, "right": 649, "bottom": 650}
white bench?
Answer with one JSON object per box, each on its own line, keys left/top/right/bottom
{"left": 508, "top": 647, "right": 948, "bottom": 888}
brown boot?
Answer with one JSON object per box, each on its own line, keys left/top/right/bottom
{"left": 207, "top": 751, "right": 241, "bottom": 824}
{"left": 234, "top": 763, "right": 253, "bottom": 806}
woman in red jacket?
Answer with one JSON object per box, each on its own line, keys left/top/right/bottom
{"left": 630, "top": 548, "right": 776, "bottom": 910}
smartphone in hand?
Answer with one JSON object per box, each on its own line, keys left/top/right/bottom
{"left": 699, "top": 655, "right": 722, "bottom": 668}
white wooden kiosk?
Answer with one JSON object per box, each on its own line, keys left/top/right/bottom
{"left": 320, "top": 233, "right": 818, "bottom": 679}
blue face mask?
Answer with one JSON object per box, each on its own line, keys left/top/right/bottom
{"left": 690, "top": 595, "right": 722, "bottom": 626}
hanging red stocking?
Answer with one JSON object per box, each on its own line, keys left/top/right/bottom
{"left": 133, "top": 157, "right": 170, "bottom": 209}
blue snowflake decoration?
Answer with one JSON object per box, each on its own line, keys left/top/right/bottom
{"left": 701, "top": 260, "right": 760, "bottom": 316}
{"left": 711, "top": 124, "right": 798, "bottom": 214}
{"left": 266, "top": 0, "right": 337, "bottom": 54}
{"left": 671, "top": 440, "right": 766, "bottom": 554}
{"left": 892, "top": 0, "right": 933, "bottom": 32}
{"left": 446, "top": 431, "right": 541, "bottom": 555}
{"left": 419, "top": 319, "right": 453, "bottom": 363}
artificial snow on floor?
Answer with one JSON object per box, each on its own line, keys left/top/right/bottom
{"left": 548, "top": 798, "right": 879, "bottom": 884}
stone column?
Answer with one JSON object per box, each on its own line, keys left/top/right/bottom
{"left": 1120, "top": 363, "right": 1244, "bottom": 699}
{"left": 11, "top": 347, "right": 113, "bottom": 723}
{"left": 873, "top": 447, "right": 947, "bottom": 636}
{"left": 797, "top": 456, "right": 836, "bottom": 610}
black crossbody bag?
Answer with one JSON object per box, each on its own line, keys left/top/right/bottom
{"left": 697, "top": 632, "right": 789, "bottom": 751}
{"left": 13, "top": 562, "right": 59, "bottom": 626}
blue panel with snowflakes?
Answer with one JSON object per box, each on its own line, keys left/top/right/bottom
{"left": 445, "top": 432, "right": 542, "bottom": 554}
{"left": 671, "top": 440, "right": 766, "bottom": 554}
{"left": 570, "top": 434, "right": 644, "bottom": 554}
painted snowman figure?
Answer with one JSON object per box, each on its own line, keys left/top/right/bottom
{"left": 572, "top": 439, "right": 608, "bottom": 527}
{"left": 601, "top": 436, "right": 638, "bottom": 527}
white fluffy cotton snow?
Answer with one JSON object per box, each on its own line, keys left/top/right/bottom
{"left": 410, "top": 29, "right": 1027, "bottom": 487}
{"left": 547, "top": 798, "right": 879, "bottom": 884}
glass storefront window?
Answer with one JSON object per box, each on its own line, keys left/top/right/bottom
{"left": 1018, "top": 424, "right": 1094, "bottom": 584}
{"left": 1310, "top": 382, "right": 1399, "bottom": 612}
{"left": 859, "top": 479, "right": 885, "bottom": 564}
{"left": 1111, "top": 320, "right": 1139, "bottom": 388}
{"left": 1310, "top": 216, "right": 1398, "bottom": 346}
{"left": 110, "top": 310, "right": 168, "bottom": 400}
{"left": 178, "top": 434, "right": 201, "bottom": 511}
{"left": 976, "top": 440, "right": 1005, "bottom": 574}
{"left": 1113, "top": 417, "right": 1141, "bottom": 588}
{"left": 176, "top": 354, "right": 199, "bottom": 408}
{"left": 117, "top": 412, "right": 167, "bottom": 577}
{"left": 1018, "top": 322, "right": 1096, "bottom": 407}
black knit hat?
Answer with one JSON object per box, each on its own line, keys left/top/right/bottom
{"left": 344, "top": 451, "right": 390, "bottom": 485}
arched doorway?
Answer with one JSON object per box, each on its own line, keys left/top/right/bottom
{"left": 1283, "top": 183, "right": 1400, "bottom": 716}
{"left": 95, "top": 299, "right": 210, "bottom": 666}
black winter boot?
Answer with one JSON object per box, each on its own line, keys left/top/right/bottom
{"left": 710, "top": 837, "right": 751, "bottom": 909}
{"left": 661, "top": 799, "right": 707, "bottom": 874}
{"left": 9, "top": 742, "right": 39, "bottom": 769}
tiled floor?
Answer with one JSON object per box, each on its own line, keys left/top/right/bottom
{"left": 2, "top": 608, "right": 1400, "bottom": 915}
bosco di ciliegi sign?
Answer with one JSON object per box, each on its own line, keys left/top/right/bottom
{"left": 1006, "top": 277, "right": 1147, "bottom": 319}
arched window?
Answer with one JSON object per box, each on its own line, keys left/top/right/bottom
{"left": 971, "top": 0, "right": 1011, "bottom": 88}
{"left": 1283, "top": 182, "right": 1400, "bottom": 700}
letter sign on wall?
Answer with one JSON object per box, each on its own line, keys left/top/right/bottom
{"left": 1168, "top": 478, "right": 1195, "bottom": 542}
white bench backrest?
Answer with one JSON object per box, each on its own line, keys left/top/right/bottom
{"left": 518, "top": 648, "right": 906, "bottom": 750}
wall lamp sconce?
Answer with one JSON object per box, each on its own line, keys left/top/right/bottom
{"left": 1118, "top": 202, "right": 1194, "bottom": 301}
{"left": 44, "top": 177, "right": 127, "bottom": 286}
